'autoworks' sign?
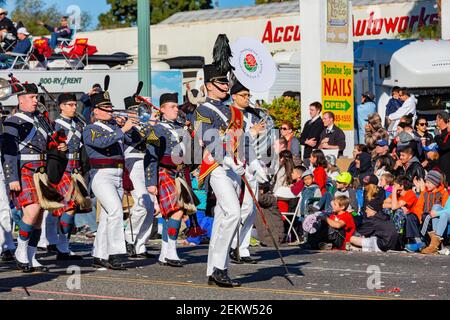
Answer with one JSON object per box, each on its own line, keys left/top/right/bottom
{"left": 262, "top": 1, "right": 438, "bottom": 43}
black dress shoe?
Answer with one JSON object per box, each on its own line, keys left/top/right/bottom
{"left": 106, "top": 255, "right": 127, "bottom": 270}
{"left": 158, "top": 260, "right": 168, "bottom": 266}
{"left": 47, "top": 244, "right": 59, "bottom": 253}
{"left": 136, "top": 252, "right": 156, "bottom": 259}
{"left": 208, "top": 268, "right": 241, "bottom": 288}
{"left": 1, "top": 250, "right": 14, "bottom": 262}
{"left": 16, "top": 261, "right": 34, "bottom": 273}
{"left": 126, "top": 242, "right": 137, "bottom": 258}
{"left": 92, "top": 257, "right": 108, "bottom": 268}
{"left": 57, "top": 252, "right": 83, "bottom": 261}
{"left": 229, "top": 249, "right": 244, "bottom": 264}
{"left": 33, "top": 265, "right": 50, "bottom": 272}
{"left": 240, "top": 256, "right": 257, "bottom": 264}
{"left": 165, "top": 258, "right": 183, "bottom": 267}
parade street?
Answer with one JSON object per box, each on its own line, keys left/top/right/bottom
{"left": 0, "top": 236, "right": 448, "bottom": 300}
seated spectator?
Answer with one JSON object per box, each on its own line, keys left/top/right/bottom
{"left": 298, "top": 170, "right": 322, "bottom": 216}
{"left": 290, "top": 165, "right": 306, "bottom": 197}
{"left": 355, "top": 151, "right": 373, "bottom": 182}
{"left": 280, "top": 120, "right": 301, "bottom": 165}
{"left": 422, "top": 143, "right": 440, "bottom": 172}
{"left": 350, "top": 198, "right": 400, "bottom": 252}
{"left": 310, "top": 149, "right": 328, "bottom": 195}
{"left": 383, "top": 175, "right": 425, "bottom": 252}
{"left": 361, "top": 174, "right": 385, "bottom": 215}
{"left": 364, "top": 113, "right": 388, "bottom": 153}
{"left": 307, "top": 195, "right": 356, "bottom": 250}
{"left": 379, "top": 172, "right": 394, "bottom": 198}
{"left": 348, "top": 144, "right": 368, "bottom": 176}
{"left": 0, "top": 27, "right": 31, "bottom": 69}
{"left": 325, "top": 154, "right": 340, "bottom": 181}
{"left": 273, "top": 150, "right": 295, "bottom": 213}
{"left": 332, "top": 172, "right": 358, "bottom": 214}
{"left": 374, "top": 154, "right": 395, "bottom": 180}
{"left": 0, "top": 8, "right": 17, "bottom": 48}
{"left": 319, "top": 111, "right": 346, "bottom": 157}
{"left": 414, "top": 116, "right": 433, "bottom": 147}
{"left": 38, "top": 16, "right": 72, "bottom": 49}
{"left": 422, "top": 197, "right": 450, "bottom": 254}
{"left": 372, "top": 139, "right": 394, "bottom": 167}
{"left": 394, "top": 146, "right": 426, "bottom": 181}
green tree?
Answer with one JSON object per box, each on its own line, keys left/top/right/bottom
{"left": 98, "top": 0, "right": 213, "bottom": 30}
{"left": 11, "top": 0, "right": 92, "bottom": 36}
{"left": 262, "top": 96, "right": 301, "bottom": 135}
{"left": 255, "top": 0, "right": 294, "bottom": 4}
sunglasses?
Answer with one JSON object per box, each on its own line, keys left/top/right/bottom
{"left": 281, "top": 127, "right": 290, "bottom": 131}
{"left": 418, "top": 123, "right": 428, "bottom": 127}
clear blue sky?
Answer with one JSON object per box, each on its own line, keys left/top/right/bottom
{"left": 4, "top": 0, "right": 255, "bottom": 29}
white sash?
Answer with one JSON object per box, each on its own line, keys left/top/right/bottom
{"left": 159, "top": 122, "right": 186, "bottom": 155}
{"left": 203, "top": 102, "right": 228, "bottom": 124}
{"left": 55, "top": 118, "right": 82, "bottom": 144}
{"left": 15, "top": 113, "right": 48, "bottom": 152}
{"left": 94, "top": 121, "right": 114, "bottom": 133}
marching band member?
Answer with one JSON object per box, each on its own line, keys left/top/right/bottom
{"left": 229, "top": 81, "right": 268, "bottom": 265}
{"left": 195, "top": 64, "right": 244, "bottom": 287}
{"left": 0, "top": 151, "right": 15, "bottom": 262}
{"left": 83, "top": 78, "right": 137, "bottom": 270}
{"left": 122, "top": 95, "right": 156, "bottom": 259}
{"left": 52, "top": 93, "right": 90, "bottom": 260}
{"left": 148, "top": 92, "right": 196, "bottom": 267}
{"left": 2, "top": 83, "right": 67, "bottom": 272}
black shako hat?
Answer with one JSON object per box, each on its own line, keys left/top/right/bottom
{"left": 57, "top": 93, "right": 77, "bottom": 105}
{"left": 124, "top": 96, "right": 141, "bottom": 109}
{"left": 90, "top": 75, "right": 112, "bottom": 108}
{"left": 203, "top": 64, "right": 228, "bottom": 84}
{"left": 230, "top": 81, "right": 249, "bottom": 96}
{"left": 159, "top": 92, "right": 178, "bottom": 106}
{"left": 16, "top": 83, "right": 38, "bottom": 96}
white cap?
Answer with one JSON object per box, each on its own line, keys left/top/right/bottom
{"left": 17, "top": 27, "right": 30, "bottom": 36}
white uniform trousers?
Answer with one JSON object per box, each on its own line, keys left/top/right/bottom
{"left": 0, "top": 171, "right": 15, "bottom": 252}
{"left": 231, "top": 169, "right": 258, "bottom": 258}
{"left": 91, "top": 168, "right": 126, "bottom": 260}
{"left": 37, "top": 211, "right": 59, "bottom": 248}
{"left": 207, "top": 166, "right": 241, "bottom": 276}
{"left": 124, "top": 160, "right": 154, "bottom": 254}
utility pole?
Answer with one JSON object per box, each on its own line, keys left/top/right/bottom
{"left": 137, "top": 0, "right": 151, "bottom": 97}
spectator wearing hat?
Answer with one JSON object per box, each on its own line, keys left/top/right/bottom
{"left": 325, "top": 154, "right": 340, "bottom": 181}
{"left": 372, "top": 139, "right": 394, "bottom": 167}
{"left": 299, "top": 102, "right": 325, "bottom": 166}
{"left": 384, "top": 86, "right": 403, "bottom": 130}
{"left": 350, "top": 197, "right": 399, "bottom": 252}
{"left": 422, "top": 190, "right": 450, "bottom": 254}
{"left": 361, "top": 174, "right": 384, "bottom": 215}
{"left": 422, "top": 143, "right": 440, "bottom": 172}
{"left": 364, "top": 113, "right": 388, "bottom": 153}
{"left": 434, "top": 111, "right": 450, "bottom": 184}
{"left": 298, "top": 169, "right": 322, "bottom": 216}
{"left": 388, "top": 87, "right": 417, "bottom": 138}
{"left": 354, "top": 151, "right": 374, "bottom": 183}
{"left": 38, "top": 16, "right": 72, "bottom": 49}
{"left": 0, "top": 27, "right": 31, "bottom": 69}
{"left": 0, "top": 8, "right": 17, "bottom": 45}
{"left": 332, "top": 172, "right": 358, "bottom": 214}
{"left": 318, "top": 111, "right": 346, "bottom": 157}
{"left": 357, "top": 92, "right": 376, "bottom": 144}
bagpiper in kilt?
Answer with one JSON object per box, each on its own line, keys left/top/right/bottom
{"left": 148, "top": 92, "right": 196, "bottom": 268}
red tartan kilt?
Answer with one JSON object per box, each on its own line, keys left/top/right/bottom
{"left": 12, "top": 162, "right": 45, "bottom": 210}
{"left": 53, "top": 171, "right": 75, "bottom": 217}
{"left": 158, "top": 168, "right": 180, "bottom": 218}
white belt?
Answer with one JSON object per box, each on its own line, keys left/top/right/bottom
{"left": 68, "top": 153, "right": 80, "bottom": 160}
{"left": 20, "top": 154, "right": 47, "bottom": 161}
{"left": 125, "top": 153, "right": 146, "bottom": 160}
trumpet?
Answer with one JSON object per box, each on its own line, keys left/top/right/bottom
{"left": 111, "top": 109, "right": 157, "bottom": 125}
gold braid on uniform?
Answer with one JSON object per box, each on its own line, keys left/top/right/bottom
{"left": 146, "top": 129, "right": 160, "bottom": 147}
{"left": 195, "top": 110, "right": 211, "bottom": 124}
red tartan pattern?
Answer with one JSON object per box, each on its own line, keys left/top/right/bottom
{"left": 53, "top": 171, "right": 76, "bottom": 217}
{"left": 158, "top": 168, "right": 180, "bottom": 218}
{"left": 66, "top": 160, "right": 81, "bottom": 173}
{"left": 12, "top": 161, "right": 45, "bottom": 210}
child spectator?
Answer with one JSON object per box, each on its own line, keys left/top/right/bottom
{"left": 350, "top": 198, "right": 400, "bottom": 252}
{"left": 421, "top": 198, "right": 450, "bottom": 254}
{"left": 290, "top": 165, "right": 306, "bottom": 197}
{"left": 273, "top": 150, "right": 295, "bottom": 213}
{"left": 355, "top": 151, "right": 374, "bottom": 182}
{"left": 379, "top": 172, "right": 394, "bottom": 198}
{"left": 374, "top": 155, "right": 394, "bottom": 180}
{"left": 325, "top": 154, "right": 340, "bottom": 181}
{"left": 299, "top": 170, "right": 322, "bottom": 216}
{"left": 333, "top": 172, "right": 358, "bottom": 214}
{"left": 383, "top": 175, "right": 425, "bottom": 252}
{"left": 307, "top": 195, "right": 356, "bottom": 250}
{"left": 310, "top": 149, "right": 328, "bottom": 195}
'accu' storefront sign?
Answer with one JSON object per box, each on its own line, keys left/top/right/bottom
{"left": 262, "top": 3, "right": 438, "bottom": 43}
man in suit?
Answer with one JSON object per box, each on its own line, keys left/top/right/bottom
{"left": 319, "top": 111, "right": 346, "bottom": 157}
{"left": 299, "top": 102, "right": 325, "bottom": 166}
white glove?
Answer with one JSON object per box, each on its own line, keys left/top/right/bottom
{"left": 223, "top": 156, "right": 245, "bottom": 176}
{"left": 249, "top": 159, "right": 268, "bottom": 183}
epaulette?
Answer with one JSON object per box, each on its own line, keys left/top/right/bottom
{"left": 147, "top": 129, "right": 160, "bottom": 147}
{"left": 195, "top": 110, "right": 212, "bottom": 124}
{"left": 90, "top": 129, "right": 102, "bottom": 141}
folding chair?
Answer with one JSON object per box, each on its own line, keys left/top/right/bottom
{"left": 61, "top": 38, "right": 97, "bottom": 70}
{"left": 57, "top": 28, "right": 76, "bottom": 48}
{"left": 281, "top": 197, "right": 302, "bottom": 245}
{"left": 7, "top": 39, "right": 33, "bottom": 70}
